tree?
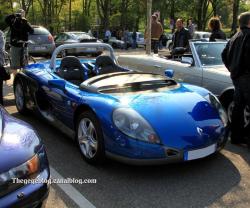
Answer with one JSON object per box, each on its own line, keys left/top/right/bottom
{"left": 231, "top": 0, "right": 240, "bottom": 32}
{"left": 96, "top": 0, "right": 111, "bottom": 31}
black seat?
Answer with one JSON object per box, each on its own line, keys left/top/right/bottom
{"left": 58, "top": 56, "right": 85, "bottom": 85}
{"left": 95, "top": 56, "right": 127, "bottom": 75}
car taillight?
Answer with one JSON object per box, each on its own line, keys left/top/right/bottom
{"left": 48, "top": 35, "right": 54, "bottom": 42}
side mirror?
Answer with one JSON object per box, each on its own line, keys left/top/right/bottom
{"left": 181, "top": 57, "right": 194, "bottom": 65}
{"left": 165, "top": 69, "right": 174, "bottom": 78}
{"left": 48, "top": 79, "right": 66, "bottom": 91}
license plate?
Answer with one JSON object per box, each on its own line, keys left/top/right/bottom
{"left": 34, "top": 46, "right": 46, "bottom": 50}
{"left": 185, "top": 144, "right": 216, "bottom": 161}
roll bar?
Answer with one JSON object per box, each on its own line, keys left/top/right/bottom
{"left": 49, "top": 43, "right": 116, "bottom": 71}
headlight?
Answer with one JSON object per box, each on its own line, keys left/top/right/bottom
{"left": 205, "top": 93, "right": 228, "bottom": 126}
{"left": 0, "top": 154, "right": 40, "bottom": 198}
{"left": 112, "top": 108, "right": 160, "bottom": 144}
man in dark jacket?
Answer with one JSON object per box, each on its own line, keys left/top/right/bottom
{"left": 5, "top": 9, "right": 34, "bottom": 75}
{"left": 172, "top": 19, "right": 191, "bottom": 50}
{"left": 221, "top": 12, "right": 250, "bottom": 148}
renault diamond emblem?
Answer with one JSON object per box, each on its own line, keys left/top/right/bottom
{"left": 197, "top": 127, "right": 203, "bottom": 136}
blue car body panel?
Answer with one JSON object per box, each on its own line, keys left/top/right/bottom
{"left": 14, "top": 59, "right": 228, "bottom": 163}
{"left": 0, "top": 107, "right": 50, "bottom": 207}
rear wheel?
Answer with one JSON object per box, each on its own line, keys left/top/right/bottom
{"left": 76, "top": 111, "right": 105, "bottom": 164}
{"left": 14, "top": 80, "right": 28, "bottom": 114}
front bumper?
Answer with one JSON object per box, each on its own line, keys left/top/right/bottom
{"left": 105, "top": 126, "right": 229, "bottom": 165}
{"left": 0, "top": 168, "right": 50, "bottom": 208}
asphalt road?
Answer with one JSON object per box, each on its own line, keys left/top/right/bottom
{"left": 2, "top": 50, "right": 250, "bottom": 208}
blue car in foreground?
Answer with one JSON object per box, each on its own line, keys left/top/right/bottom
{"left": 0, "top": 106, "right": 49, "bottom": 207}
{"left": 13, "top": 43, "right": 228, "bottom": 165}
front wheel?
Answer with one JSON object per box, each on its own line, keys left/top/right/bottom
{"left": 76, "top": 111, "right": 105, "bottom": 164}
{"left": 14, "top": 80, "right": 28, "bottom": 114}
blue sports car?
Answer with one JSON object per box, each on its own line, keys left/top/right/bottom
{"left": 14, "top": 43, "right": 228, "bottom": 165}
{"left": 0, "top": 106, "right": 49, "bottom": 207}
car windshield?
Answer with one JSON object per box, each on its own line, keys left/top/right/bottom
{"left": 33, "top": 27, "right": 50, "bottom": 35}
{"left": 194, "top": 42, "right": 227, "bottom": 66}
{"left": 70, "top": 33, "right": 92, "bottom": 39}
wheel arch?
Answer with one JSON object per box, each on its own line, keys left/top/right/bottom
{"left": 14, "top": 72, "right": 39, "bottom": 108}
{"left": 73, "top": 104, "right": 97, "bottom": 129}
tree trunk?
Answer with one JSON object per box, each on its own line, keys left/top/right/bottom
{"left": 69, "top": 0, "right": 72, "bottom": 30}
{"left": 231, "top": 0, "right": 240, "bottom": 32}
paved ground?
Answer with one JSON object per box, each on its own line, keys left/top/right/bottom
{"left": 2, "top": 49, "right": 250, "bottom": 208}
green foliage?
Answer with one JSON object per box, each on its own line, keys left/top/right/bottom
{"left": 0, "top": 0, "right": 249, "bottom": 34}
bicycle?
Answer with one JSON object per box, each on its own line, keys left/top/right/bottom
{"left": 3, "top": 50, "right": 11, "bottom": 67}
{"left": 16, "top": 40, "right": 36, "bottom": 68}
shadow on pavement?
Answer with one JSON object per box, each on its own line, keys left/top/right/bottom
{"left": 9, "top": 111, "right": 241, "bottom": 208}
{"left": 225, "top": 143, "right": 250, "bottom": 165}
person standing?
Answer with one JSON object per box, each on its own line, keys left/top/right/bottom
{"left": 208, "top": 17, "right": 226, "bottom": 41}
{"left": 104, "top": 29, "right": 111, "bottom": 42}
{"left": 187, "top": 18, "right": 195, "bottom": 38}
{"left": 0, "top": 30, "right": 5, "bottom": 105}
{"left": 123, "top": 28, "right": 129, "bottom": 50}
{"left": 221, "top": 12, "right": 250, "bottom": 148}
{"left": 132, "top": 30, "right": 137, "bottom": 49}
{"left": 5, "top": 9, "right": 34, "bottom": 77}
{"left": 172, "top": 18, "right": 191, "bottom": 50}
{"left": 150, "top": 14, "right": 163, "bottom": 54}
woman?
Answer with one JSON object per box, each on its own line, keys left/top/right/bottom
{"left": 208, "top": 17, "right": 226, "bottom": 41}
{"left": 0, "top": 29, "right": 5, "bottom": 105}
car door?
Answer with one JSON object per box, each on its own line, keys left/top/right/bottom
{"left": 44, "top": 75, "right": 77, "bottom": 129}
{"left": 118, "top": 55, "right": 203, "bottom": 86}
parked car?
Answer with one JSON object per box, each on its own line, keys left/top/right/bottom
{"left": 117, "top": 40, "right": 250, "bottom": 129}
{"left": 193, "top": 31, "right": 211, "bottom": 40}
{"left": 162, "top": 33, "right": 173, "bottom": 47}
{"left": 13, "top": 42, "right": 228, "bottom": 165}
{"left": 166, "top": 31, "right": 211, "bottom": 50}
{"left": 108, "top": 37, "right": 125, "bottom": 49}
{"left": 4, "top": 25, "right": 55, "bottom": 56}
{"left": 54, "top": 31, "right": 102, "bottom": 56}
{"left": 128, "top": 32, "right": 145, "bottom": 47}
{"left": 0, "top": 106, "right": 50, "bottom": 207}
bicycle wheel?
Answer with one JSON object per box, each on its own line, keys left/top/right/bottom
{"left": 4, "top": 51, "right": 11, "bottom": 67}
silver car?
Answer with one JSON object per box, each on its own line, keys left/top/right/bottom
{"left": 117, "top": 41, "right": 250, "bottom": 126}
{"left": 4, "top": 25, "right": 55, "bottom": 56}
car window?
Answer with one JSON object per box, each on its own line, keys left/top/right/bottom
{"left": 33, "top": 27, "right": 50, "bottom": 35}
{"left": 56, "top": 34, "right": 68, "bottom": 41}
{"left": 202, "top": 33, "right": 211, "bottom": 38}
{"left": 194, "top": 42, "right": 226, "bottom": 66}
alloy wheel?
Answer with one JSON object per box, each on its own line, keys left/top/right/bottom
{"left": 77, "top": 118, "right": 98, "bottom": 159}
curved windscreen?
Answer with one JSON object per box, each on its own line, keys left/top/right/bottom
{"left": 194, "top": 42, "right": 227, "bottom": 66}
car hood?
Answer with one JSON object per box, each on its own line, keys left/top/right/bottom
{"left": 0, "top": 109, "right": 42, "bottom": 173}
{"left": 114, "top": 85, "right": 224, "bottom": 149}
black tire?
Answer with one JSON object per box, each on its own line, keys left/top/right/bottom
{"left": 76, "top": 111, "right": 105, "bottom": 164}
{"left": 14, "top": 80, "right": 29, "bottom": 115}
